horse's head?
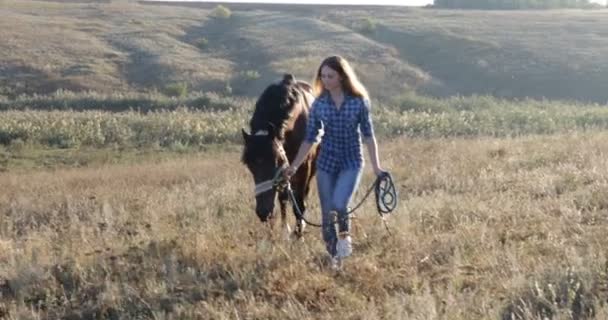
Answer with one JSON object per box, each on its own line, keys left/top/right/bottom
{"left": 241, "top": 124, "right": 288, "bottom": 222}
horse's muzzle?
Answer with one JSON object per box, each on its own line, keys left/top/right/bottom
{"left": 255, "top": 188, "right": 275, "bottom": 222}
{"left": 256, "top": 209, "right": 273, "bottom": 222}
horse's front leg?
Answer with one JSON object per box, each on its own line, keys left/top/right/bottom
{"left": 278, "top": 190, "right": 291, "bottom": 239}
{"left": 290, "top": 184, "right": 307, "bottom": 238}
{"left": 290, "top": 162, "right": 315, "bottom": 239}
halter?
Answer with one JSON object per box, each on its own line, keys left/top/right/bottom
{"left": 253, "top": 131, "right": 290, "bottom": 197}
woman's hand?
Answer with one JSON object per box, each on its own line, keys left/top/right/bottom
{"left": 284, "top": 165, "right": 297, "bottom": 179}
{"left": 373, "top": 166, "right": 386, "bottom": 177}
{"left": 283, "top": 142, "right": 313, "bottom": 180}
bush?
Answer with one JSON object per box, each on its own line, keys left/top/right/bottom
{"left": 163, "top": 83, "right": 188, "bottom": 98}
{"left": 224, "top": 82, "right": 233, "bottom": 96}
{"left": 194, "top": 37, "right": 209, "bottom": 50}
{"left": 240, "top": 70, "right": 260, "bottom": 81}
{"left": 501, "top": 270, "right": 595, "bottom": 320}
{"left": 210, "top": 5, "right": 231, "bottom": 19}
{"left": 357, "top": 17, "right": 377, "bottom": 34}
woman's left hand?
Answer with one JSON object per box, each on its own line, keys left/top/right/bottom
{"left": 373, "top": 166, "right": 386, "bottom": 177}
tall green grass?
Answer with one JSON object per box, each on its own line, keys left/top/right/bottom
{"left": 0, "top": 109, "right": 246, "bottom": 149}
{"left": 375, "top": 93, "right": 608, "bottom": 138}
{"left": 0, "top": 90, "right": 249, "bottom": 113}
{"left": 2, "top": 91, "right": 608, "bottom": 149}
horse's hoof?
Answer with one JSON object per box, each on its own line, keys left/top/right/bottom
{"left": 283, "top": 225, "right": 292, "bottom": 241}
{"left": 293, "top": 220, "right": 306, "bottom": 237}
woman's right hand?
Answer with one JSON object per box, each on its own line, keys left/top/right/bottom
{"left": 283, "top": 165, "right": 297, "bottom": 179}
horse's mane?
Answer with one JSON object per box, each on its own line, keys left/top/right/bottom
{"left": 249, "top": 74, "right": 311, "bottom": 140}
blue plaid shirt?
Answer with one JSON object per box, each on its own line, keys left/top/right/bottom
{"left": 305, "top": 92, "right": 375, "bottom": 173}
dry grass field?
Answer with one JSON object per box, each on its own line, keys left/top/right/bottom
{"left": 3, "top": 1, "right": 608, "bottom": 319}
{"left": 2, "top": 132, "right": 608, "bottom": 319}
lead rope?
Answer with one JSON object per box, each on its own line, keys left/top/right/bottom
{"left": 278, "top": 169, "right": 398, "bottom": 233}
{"left": 254, "top": 139, "right": 398, "bottom": 233}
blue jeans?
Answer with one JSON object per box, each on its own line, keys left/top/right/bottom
{"left": 316, "top": 168, "right": 362, "bottom": 257}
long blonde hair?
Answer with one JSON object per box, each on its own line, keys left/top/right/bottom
{"left": 312, "top": 56, "right": 369, "bottom": 100}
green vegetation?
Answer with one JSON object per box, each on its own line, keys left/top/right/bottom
{"left": 193, "top": 37, "right": 209, "bottom": 50}
{"left": 0, "top": 91, "right": 245, "bottom": 112}
{"left": 1, "top": 91, "right": 608, "bottom": 150}
{"left": 163, "top": 82, "right": 189, "bottom": 98}
{"left": 355, "top": 17, "right": 377, "bottom": 34}
{"left": 239, "top": 70, "right": 261, "bottom": 81}
{"left": 0, "top": 109, "right": 243, "bottom": 148}
{"left": 210, "top": 4, "right": 232, "bottom": 19}
{"left": 376, "top": 94, "right": 608, "bottom": 138}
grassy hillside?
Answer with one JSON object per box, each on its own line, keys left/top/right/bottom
{"left": 0, "top": 0, "right": 232, "bottom": 95}
{"left": 327, "top": 9, "right": 608, "bottom": 101}
{"left": 0, "top": 0, "right": 427, "bottom": 99}
{"left": 1, "top": 0, "right": 608, "bottom": 102}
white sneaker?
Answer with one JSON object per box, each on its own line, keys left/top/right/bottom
{"left": 330, "top": 256, "right": 342, "bottom": 271}
{"left": 336, "top": 235, "right": 352, "bottom": 259}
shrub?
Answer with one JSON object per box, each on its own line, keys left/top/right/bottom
{"left": 194, "top": 37, "right": 209, "bottom": 50}
{"left": 357, "top": 17, "right": 377, "bottom": 34}
{"left": 210, "top": 5, "right": 231, "bottom": 19}
{"left": 240, "top": 70, "right": 260, "bottom": 81}
{"left": 501, "top": 270, "right": 595, "bottom": 320}
{"left": 224, "top": 82, "right": 233, "bottom": 96}
{"left": 163, "top": 83, "right": 188, "bottom": 98}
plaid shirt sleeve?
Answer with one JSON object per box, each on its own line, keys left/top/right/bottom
{"left": 305, "top": 101, "right": 323, "bottom": 144}
{"left": 359, "top": 98, "right": 374, "bottom": 139}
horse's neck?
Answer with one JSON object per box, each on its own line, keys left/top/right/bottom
{"left": 303, "top": 92, "right": 314, "bottom": 111}
{"left": 253, "top": 85, "right": 312, "bottom": 142}
{"left": 290, "top": 86, "right": 314, "bottom": 134}
{"left": 285, "top": 103, "right": 307, "bottom": 143}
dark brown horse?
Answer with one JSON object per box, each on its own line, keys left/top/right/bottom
{"left": 241, "top": 74, "right": 318, "bottom": 237}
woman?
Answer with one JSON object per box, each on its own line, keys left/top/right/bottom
{"left": 284, "top": 55, "right": 385, "bottom": 268}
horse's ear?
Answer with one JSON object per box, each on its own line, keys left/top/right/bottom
{"left": 282, "top": 74, "right": 296, "bottom": 85}
{"left": 241, "top": 128, "right": 250, "bottom": 142}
